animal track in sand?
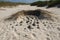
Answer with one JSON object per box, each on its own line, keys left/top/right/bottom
{"left": 0, "top": 9, "right": 60, "bottom": 40}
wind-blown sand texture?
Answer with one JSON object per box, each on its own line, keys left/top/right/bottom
{"left": 0, "top": 5, "right": 60, "bottom": 40}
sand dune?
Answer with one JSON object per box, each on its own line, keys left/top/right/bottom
{"left": 0, "top": 5, "right": 60, "bottom": 18}
{"left": 0, "top": 5, "right": 60, "bottom": 40}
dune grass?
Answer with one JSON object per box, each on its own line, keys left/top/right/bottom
{"left": 47, "top": 1, "right": 60, "bottom": 8}
{"left": 30, "top": 0, "right": 60, "bottom": 8}
{"left": 30, "top": 1, "right": 47, "bottom": 7}
{"left": 0, "top": 2, "right": 28, "bottom": 7}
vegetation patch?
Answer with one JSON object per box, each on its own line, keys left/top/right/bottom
{"left": 30, "top": 1, "right": 47, "bottom": 7}
{"left": 30, "top": 0, "right": 60, "bottom": 8}
{"left": 0, "top": 2, "right": 28, "bottom": 7}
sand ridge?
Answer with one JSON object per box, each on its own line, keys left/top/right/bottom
{"left": 0, "top": 9, "right": 60, "bottom": 40}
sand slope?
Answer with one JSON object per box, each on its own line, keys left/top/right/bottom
{"left": 0, "top": 5, "right": 60, "bottom": 40}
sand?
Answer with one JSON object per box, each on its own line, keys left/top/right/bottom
{"left": 0, "top": 5, "right": 60, "bottom": 40}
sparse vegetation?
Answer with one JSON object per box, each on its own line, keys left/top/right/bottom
{"left": 30, "top": 0, "right": 60, "bottom": 8}
{"left": 47, "top": 0, "right": 60, "bottom": 8}
{"left": 0, "top": 1, "right": 28, "bottom": 7}
{"left": 30, "top": 1, "right": 47, "bottom": 7}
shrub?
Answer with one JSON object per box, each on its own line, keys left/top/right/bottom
{"left": 30, "top": 0, "right": 60, "bottom": 8}
{"left": 47, "top": 0, "right": 60, "bottom": 8}
{"left": 30, "top": 1, "right": 47, "bottom": 7}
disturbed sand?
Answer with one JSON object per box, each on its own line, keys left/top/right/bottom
{"left": 0, "top": 5, "right": 60, "bottom": 40}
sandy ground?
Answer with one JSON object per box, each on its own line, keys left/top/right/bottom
{"left": 0, "top": 5, "right": 60, "bottom": 40}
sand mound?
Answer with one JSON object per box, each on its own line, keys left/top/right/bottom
{"left": 5, "top": 9, "right": 56, "bottom": 21}
{"left": 0, "top": 9, "right": 60, "bottom": 40}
